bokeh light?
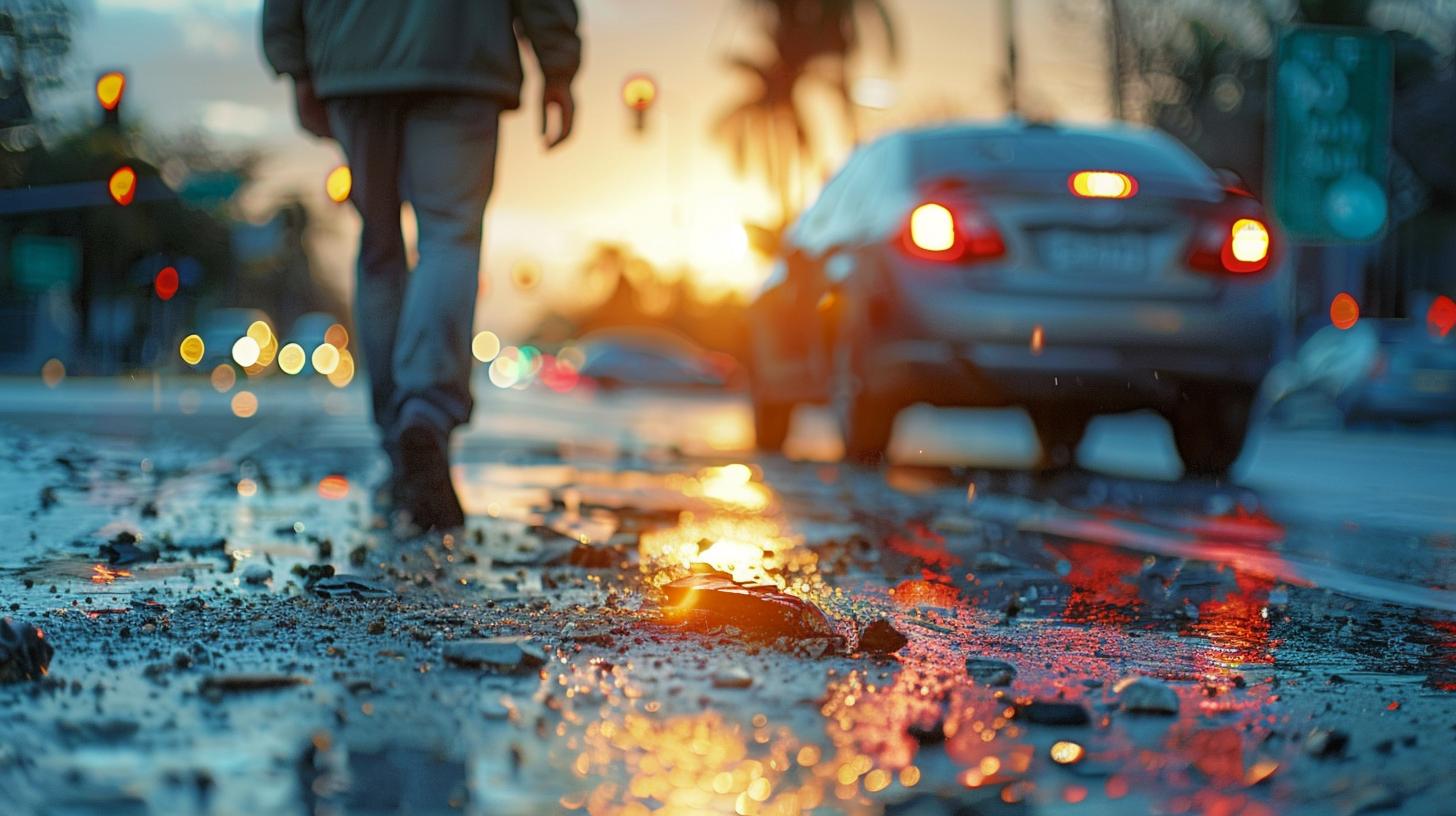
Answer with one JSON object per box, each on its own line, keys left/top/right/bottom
{"left": 488, "top": 354, "right": 519, "bottom": 388}
{"left": 1428, "top": 295, "right": 1456, "bottom": 338}
{"left": 154, "top": 266, "right": 179, "bottom": 300}
{"left": 312, "top": 343, "right": 340, "bottom": 375}
{"left": 324, "top": 323, "right": 349, "bottom": 349}
{"left": 41, "top": 358, "right": 64, "bottom": 388}
{"left": 108, "top": 166, "right": 137, "bottom": 206}
{"left": 326, "top": 165, "right": 352, "bottom": 203}
{"left": 95, "top": 71, "right": 125, "bottom": 110}
{"left": 236, "top": 477, "right": 258, "bottom": 498}
{"left": 327, "top": 349, "right": 355, "bottom": 388}
{"left": 231, "top": 336, "right": 260, "bottom": 367}
{"left": 909, "top": 203, "right": 955, "bottom": 252}
{"left": 179, "top": 334, "right": 205, "bottom": 366}
{"left": 1229, "top": 218, "right": 1271, "bottom": 264}
{"left": 1050, "top": 741, "right": 1085, "bottom": 765}
{"left": 1330, "top": 292, "right": 1360, "bottom": 330}
{"left": 472, "top": 330, "right": 501, "bottom": 363}
{"left": 230, "top": 390, "right": 258, "bottom": 418}
{"left": 622, "top": 74, "right": 657, "bottom": 111}
{"left": 210, "top": 364, "right": 236, "bottom": 393}
{"left": 278, "top": 343, "right": 306, "bottom": 375}
{"left": 317, "top": 474, "right": 350, "bottom": 500}
{"left": 1070, "top": 170, "right": 1136, "bottom": 199}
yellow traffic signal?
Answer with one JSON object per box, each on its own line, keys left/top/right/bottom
{"left": 622, "top": 75, "right": 657, "bottom": 113}
{"left": 325, "top": 165, "right": 352, "bottom": 203}
{"left": 108, "top": 166, "right": 137, "bottom": 206}
{"left": 96, "top": 71, "right": 126, "bottom": 111}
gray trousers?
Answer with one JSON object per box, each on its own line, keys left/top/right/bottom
{"left": 326, "top": 94, "right": 500, "bottom": 438}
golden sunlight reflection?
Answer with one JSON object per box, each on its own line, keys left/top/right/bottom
{"left": 540, "top": 659, "right": 917, "bottom": 816}
{"left": 90, "top": 564, "right": 131, "bottom": 584}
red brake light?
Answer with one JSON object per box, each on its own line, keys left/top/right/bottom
{"left": 1189, "top": 215, "right": 1272, "bottom": 275}
{"left": 1069, "top": 171, "right": 1137, "bottom": 199}
{"left": 901, "top": 201, "right": 1004, "bottom": 263}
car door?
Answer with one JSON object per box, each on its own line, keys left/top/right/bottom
{"left": 751, "top": 154, "right": 863, "bottom": 402}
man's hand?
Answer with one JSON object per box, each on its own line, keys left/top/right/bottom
{"left": 293, "top": 77, "right": 332, "bottom": 139}
{"left": 541, "top": 81, "right": 574, "bottom": 149}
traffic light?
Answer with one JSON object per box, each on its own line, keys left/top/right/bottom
{"left": 622, "top": 74, "right": 656, "bottom": 133}
{"left": 109, "top": 166, "right": 137, "bottom": 206}
{"left": 96, "top": 70, "right": 126, "bottom": 128}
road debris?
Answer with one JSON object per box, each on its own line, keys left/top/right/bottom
{"left": 0, "top": 617, "right": 54, "bottom": 682}
{"left": 857, "top": 619, "right": 908, "bottom": 655}
{"left": 1114, "top": 675, "right": 1180, "bottom": 714}
{"left": 442, "top": 637, "right": 547, "bottom": 673}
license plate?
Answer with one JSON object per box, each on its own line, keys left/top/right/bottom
{"left": 1040, "top": 230, "right": 1149, "bottom": 277}
{"left": 1412, "top": 370, "right": 1456, "bottom": 394}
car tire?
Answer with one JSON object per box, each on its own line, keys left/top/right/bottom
{"left": 1029, "top": 408, "right": 1090, "bottom": 470}
{"left": 1170, "top": 386, "right": 1255, "bottom": 479}
{"left": 752, "top": 398, "right": 793, "bottom": 452}
{"left": 831, "top": 320, "right": 896, "bottom": 465}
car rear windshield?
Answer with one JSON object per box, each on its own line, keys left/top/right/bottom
{"left": 912, "top": 129, "right": 1218, "bottom": 187}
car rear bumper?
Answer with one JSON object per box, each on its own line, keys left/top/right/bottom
{"left": 864, "top": 337, "right": 1271, "bottom": 410}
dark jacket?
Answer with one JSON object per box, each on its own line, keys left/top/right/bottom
{"left": 261, "top": 0, "right": 580, "bottom": 107}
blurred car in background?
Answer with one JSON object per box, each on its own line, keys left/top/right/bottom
{"left": 748, "top": 119, "right": 1289, "bottom": 475}
{"left": 576, "top": 328, "right": 741, "bottom": 391}
{"left": 1265, "top": 313, "right": 1456, "bottom": 427}
{"left": 195, "top": 308, "right": 271, "bottom": 370}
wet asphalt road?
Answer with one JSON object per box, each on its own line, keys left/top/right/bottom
{"left": 0, "top": 376, "right": 1453, "bottom": 816}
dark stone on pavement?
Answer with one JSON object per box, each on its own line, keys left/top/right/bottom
{"left": 1018, "top": 701, "right": 1091, "bottom": 726}
{"left": 859, "top": 619, "right": 908, "bottom": 655}
{"left": 660, "top": 572, "right": 844, "bottom": 651}
{"left": 1114, "top": 676, "right": 1180, "bottom": 715}
{"left": 907, "top": 719, "right": 947, "bottom": 745}
{"left": 966, "top": 657, "right": 1016, "bottom": 686}
{"left": 310, "top": 574, "right": 393, "bottom": 600}
{"left": 1304, "top": 728, "right": 1350, "bottom": 759}
{"left": 241, "top": 563, "right": 272, "bottom": 585}
{"left": 442, "top": 637, "right": 547, "bottom": 673}
{"left": 0, "top": 617, "right": 54, "bottom": 682}
{"left": 100, "top": 538, "right": 159, "bottom": 566}
{"left": 199, "top": 673, "right": 311, "bottom": 696}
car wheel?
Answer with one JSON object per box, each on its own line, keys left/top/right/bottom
{"left": 831, "top": 320, "right": 896, "bottom": 465}
{"left": 1170, "top": 386, "right": 1255, "bottom": 478}
{"left": 752, "top": 398, "right": 793, "bottom": 452}
{"left": 1029, "top": 408, "right": 1090, "bottom": 470}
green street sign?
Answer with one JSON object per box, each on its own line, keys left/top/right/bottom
{"left": 1270, "top": 25, "right": 1393, "bottom": 243}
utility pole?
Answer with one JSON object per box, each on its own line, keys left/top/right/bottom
{"left": 1001, "top": 0, "right": 1019, "bottom": 115}
{"left": 1106, "top": 0, "right": 1126, "bottom": 120}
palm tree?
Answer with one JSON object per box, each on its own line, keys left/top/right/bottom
{"left": 714, "top": 0, "right": 897, "bottom": 232}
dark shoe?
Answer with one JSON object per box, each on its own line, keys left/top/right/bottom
{"left": 393, "top": 402, "right": 464, "bottom": 532}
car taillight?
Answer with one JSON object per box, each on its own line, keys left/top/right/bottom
{"left": 1069, "top": 171, "right": 1137, "bottom": 199}
{"left": 1188, "top": 215, "right": 1272, "bottom": 274}
{"left": 901, "top": 201, "right": 1005, "bottom": 262}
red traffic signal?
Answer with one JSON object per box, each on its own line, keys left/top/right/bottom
{"left": 154, "top": 266, "right": 179, "bottom": 300}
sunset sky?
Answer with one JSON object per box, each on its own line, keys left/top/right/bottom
{"left": 60, "top": 0, "right": 1118, "bottom": 338}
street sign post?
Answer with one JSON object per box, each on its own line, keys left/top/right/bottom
{"left": 1269, "top": 25, "right": 1393, "bottom": 243}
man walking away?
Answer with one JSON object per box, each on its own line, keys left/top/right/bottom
{"left": 261, "top": 0, "right": 580, "bottom": 531}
